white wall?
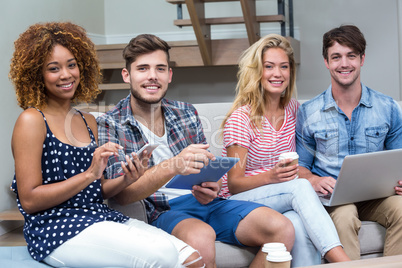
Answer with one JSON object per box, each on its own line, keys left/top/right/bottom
{"left": 99, "top": 0, "right": 402, "bottom": 105}
{"left": 295, "top": 0, "right": 401, "bottom": 100}
{"left": 0, "top": 0, "right": 105, "bottom": 233}
{"left": 0, "top": 0, "right": 401, "bottom": 231}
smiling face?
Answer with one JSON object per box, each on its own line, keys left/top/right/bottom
{"left": 324, "top": 41, "right": 365, "bottom": 89}
{"left": 261, "top": 47, "right": 290, "bottom": 98}
{"left": 122, "top": 50, "right": 172, "bottom": 106}
{"left": 42, "top": 44, "right": 80, "bottom": 102}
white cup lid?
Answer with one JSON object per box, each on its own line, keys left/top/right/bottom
{"left": 278, "top": 152, "right": 299, "bottom": 161}
{"left": 262, "top": 242, "right": 286, "bottom": 253}
{"left": 266, "top": 251, "right": 292, "bottom": 262}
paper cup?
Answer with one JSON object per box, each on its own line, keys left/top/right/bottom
{"left": 262, "top": 243, "right": 287, "bottom": 268}
{"left": 278, "top": 152, "right": 299, "bottom": 178}
{"left": 278, "top": 152, "right": 299, "bottom": 166}
{"left": 266, "top": 251, "right": 292, "bottom": 268}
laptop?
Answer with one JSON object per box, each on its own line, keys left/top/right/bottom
{"left": 319, "top": 149, "right": 402, "bottom": 206}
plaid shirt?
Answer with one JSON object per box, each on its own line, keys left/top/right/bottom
{"left": 97, "top": 94, "right": 206, "bottom": 222}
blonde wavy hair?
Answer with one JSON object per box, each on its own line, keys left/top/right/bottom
{"left": 9, "top": 22, "right": 102, "bottom": 110}
{"left": 221, "top": 34, "right": 297, "bottom": 132}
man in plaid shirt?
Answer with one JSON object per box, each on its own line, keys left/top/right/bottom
{"left": 97, "top": 34, "right": 295, "bottom": 268}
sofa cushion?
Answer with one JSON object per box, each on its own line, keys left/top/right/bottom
{"left": 359, "top": 221, "right": 385, "bottom": 258}
{"left": 193, "top": 102, "right": 232, "bottom": 156}
{"left": 215, "top": 242, "right": 259, "bottom": 268}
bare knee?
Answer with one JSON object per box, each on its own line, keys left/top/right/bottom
{"left": 181, "top": 224, "right": 216, "bottom": 246}
{"left": 236, "top": 207, "right": 295, "bottom": 251}
{"left": 271, "top": 212, "right": 295, "bottom": 250}
{"left": 182, "top": 250, "right": 205, "bottom": 267}
{"left": 173, "top": 220, "right": 216, "bottom": 267}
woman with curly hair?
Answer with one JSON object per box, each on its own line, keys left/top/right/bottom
{"left": 219, "top": 34, "right": 350, "bottom": 266}
{"left": 10, "top": 22, "right": 200, "bottom": 267}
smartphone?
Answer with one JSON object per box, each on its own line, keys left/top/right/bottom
{"left": 117, "top": 144, "right": 158, "bottom": 173}
{"left": 124, "top": 144, "right": 158, "bottom": 164}
{"left": 132, "top": 144, "right": 159, "bottom": 160}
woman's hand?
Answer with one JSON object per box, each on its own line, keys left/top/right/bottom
{"left": 120, "top": 150, "right": 150, "bottom": 184}
{"left": 87, "top": 142, "right": 121, "bottom": 181}
{"left": 269, "top": 158, "right": 299, "bottom": 184}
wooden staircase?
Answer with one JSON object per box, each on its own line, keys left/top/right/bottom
{"left": 95, "top": 0, "right": 299, "bottom": 91}
{"left": 166, "top": 0, "right": 294, "bottom": 66}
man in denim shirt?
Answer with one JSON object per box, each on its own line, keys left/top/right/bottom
{"left": 296, "top": 25, "right": 402, "bottom": 260}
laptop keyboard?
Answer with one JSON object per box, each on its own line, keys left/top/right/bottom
{"left": 318, "top": 193, "right": 332, "bottom": 200}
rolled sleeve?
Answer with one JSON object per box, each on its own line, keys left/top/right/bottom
{"left": 385, "top": 100, "right": 402, "bottom": 150}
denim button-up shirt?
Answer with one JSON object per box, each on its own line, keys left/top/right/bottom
{"left": 296, "top": 84, "right": 402, "bottom": 179}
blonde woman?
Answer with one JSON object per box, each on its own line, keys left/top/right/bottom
{"left": 219, "top": 34, "right": 350, "bottom": 266}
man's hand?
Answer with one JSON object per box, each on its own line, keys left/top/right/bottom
{"left": 309, "top": 175, "right": 336, "bottom": 195}
{"left": 171, "top": 144, "right": 216, "bottom": 175}
{"left": 121, "top": 151, "right": 149, "bottom": 185}
{"left": 395, "top": 180, "right": 402, "bottom": 195}
{"left": 192, "top": 181, "right": 220, "bottom": 205}
{"left": 299, "top": 166, "right": 336, "bottom": 195}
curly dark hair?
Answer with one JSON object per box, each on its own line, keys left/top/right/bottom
{"left": 9, "top": 22, "right": 102, "bottom": 110}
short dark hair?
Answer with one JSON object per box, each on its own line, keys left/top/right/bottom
{"left": 122, "top": 34, "right": 171, "bottom": 71}
{"left": 322, "top": 25, "right": 366, "bottom": 61}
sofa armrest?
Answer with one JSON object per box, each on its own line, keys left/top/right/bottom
{"left": 108, "top": 199, "right": 148, "bottom": 223}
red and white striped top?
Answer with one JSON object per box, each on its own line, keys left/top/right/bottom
{"left": 219, "top": 99, "right": 300, "bottom": 198}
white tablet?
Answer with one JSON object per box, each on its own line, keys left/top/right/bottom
{"left": 165, "top": 156, "right": 239, "bottom": 189}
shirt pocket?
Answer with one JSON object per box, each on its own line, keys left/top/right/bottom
{"left": 315, "top": 129, "right": 339, "bottom": 158}
{"left": 365, "top": 125, "right": 388, "bottom": 152}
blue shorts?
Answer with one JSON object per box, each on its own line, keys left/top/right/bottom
{"left": 151, "top": 194, "right": 264, "bottom": 246}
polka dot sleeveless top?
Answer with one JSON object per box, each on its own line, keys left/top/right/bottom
{"left": 11, "top": 109, "right": 128, "bottom": 261}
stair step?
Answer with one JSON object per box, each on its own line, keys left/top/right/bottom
{"left": 0, "top": 208, "right": 23, "bottom": 221}
{"left": 174, "top": 15, "right": 284, "bottom": 27}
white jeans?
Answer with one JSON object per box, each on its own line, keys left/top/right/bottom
{"left": 44, "top": 218, "right": 194, "bottom": 268}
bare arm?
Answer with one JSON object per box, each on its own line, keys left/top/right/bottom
{"left": 12, "top": 110, "right": 119, "bottom": 214}
{"left": 226, "top": 145, "right": 298, "bottom": 195}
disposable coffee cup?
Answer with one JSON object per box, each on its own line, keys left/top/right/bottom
{"left": 266, "top": 251, "right": 292, "bottom": 268}
{"left": 278, "top": 152, "right": 299, "bottom": 178}
{"left": 262, "top": 243, "right": 287, "bottom": 268}
{"left": 278, "top": 152, "right": 299, "bottom": 166}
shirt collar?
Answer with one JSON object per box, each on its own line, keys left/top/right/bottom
{"left": 322, "top": 83, "right": 372, "bottom": 112}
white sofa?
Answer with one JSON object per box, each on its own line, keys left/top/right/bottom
{"left": 109, "top": 102, "right": 389, "bottom": 268}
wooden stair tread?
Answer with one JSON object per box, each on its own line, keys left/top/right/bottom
{"left": 0, "top": 226, "right": 26, "bottom": 247}
{"left": 174, "top": 15, "right": 285, "bottom": 27}
{"left": 0, "top": 208, "right": 23, "bottom": 221}
{"left": 99, "top": 83, "right": 130, "bottom": 91}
